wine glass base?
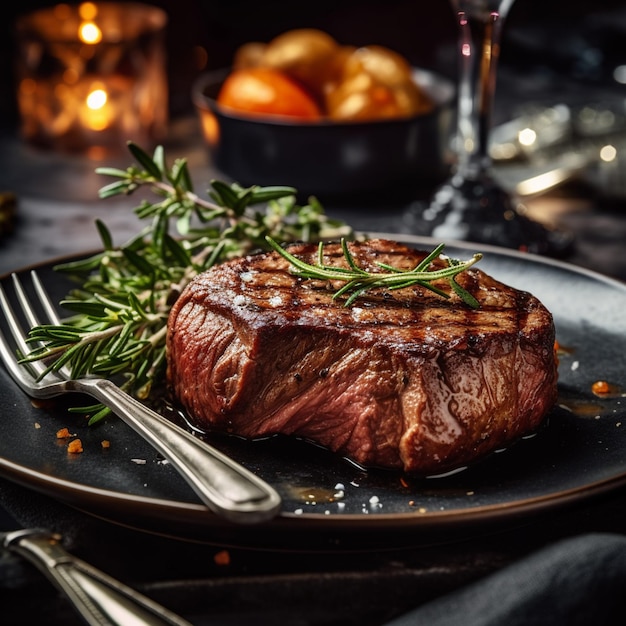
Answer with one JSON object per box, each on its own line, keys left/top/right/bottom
{"left": 404, "top": 174, "right": 574, "bottom": 257}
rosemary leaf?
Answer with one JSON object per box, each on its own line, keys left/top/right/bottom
{"left": 127, "top": 142, "right": 163, "bottom": 180}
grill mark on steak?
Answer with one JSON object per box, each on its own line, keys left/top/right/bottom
{"left": 166, "top": 239, "right": 558, "bottom": 474}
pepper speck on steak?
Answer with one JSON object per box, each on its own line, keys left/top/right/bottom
{"left": 166, "top": 239, "right": 558, "bottom": 474}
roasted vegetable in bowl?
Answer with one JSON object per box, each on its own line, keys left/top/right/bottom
{"left": 216, "top": 28, "right": 434, "bottom": 122}
{"left": 217, "top": 67, "right": 323, "bottom": 121}
{"left": 193, "top": 28, "right": 454, "bottom": 197}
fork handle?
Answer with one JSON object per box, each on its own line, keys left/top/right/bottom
{"left": 4, "top": 529, "right": 191, "bottom": 626}
{"left": 88, "top": 378, "right": 281, "bottom": 523}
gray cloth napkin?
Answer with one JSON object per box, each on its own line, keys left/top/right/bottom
{"left": 386, "top": 532, "right": 626, "bottom": 626}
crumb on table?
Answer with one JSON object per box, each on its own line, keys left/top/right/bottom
{"left": 67, "top": 439, "right": 83, "bottom": 454}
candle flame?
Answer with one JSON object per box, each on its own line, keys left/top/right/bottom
{"left": 86, "top": 88, "right": 108, "bottom": 111}
{"left": 79, "top": 22, "right": 102, "bottom": 44}
{"left": 83, "top": 85, "right": 111, "bottom": 131}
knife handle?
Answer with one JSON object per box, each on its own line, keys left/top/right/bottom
{"left": 4, "top": 529, "right": 191, "bottom": 626}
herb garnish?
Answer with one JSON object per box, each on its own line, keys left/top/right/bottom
{"left": 266, "top": 237, "right": 482, "bottom": 308}
{"left": 21, "top": 142, "right": 350, "bottom": 424}
{"left": 21, "top": 142, "right": 481, "bottom": 426}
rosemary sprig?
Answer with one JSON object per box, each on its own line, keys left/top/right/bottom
{"left": 21, "top": 141, "right": 481, "bottom": 426}
{"left": 21, "top": 141, "right": 351, "bottom": 424}
{"left": 266, "top": 237, "right": 482, "bottom": 308}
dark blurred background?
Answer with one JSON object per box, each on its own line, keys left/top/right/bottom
{"left": 2, "top": 0, "right": 626, "bottom": 133}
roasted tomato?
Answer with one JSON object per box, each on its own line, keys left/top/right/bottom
{"left": 216, "top": 67, "right": 322, "bottom": 120}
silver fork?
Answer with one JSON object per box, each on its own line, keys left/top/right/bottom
{"left": 0, "top": 270, "right": 281, "bottom": 524}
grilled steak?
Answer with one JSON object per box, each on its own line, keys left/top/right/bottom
{"left": 166, "top": 239, "right": 558, "bottom": 474}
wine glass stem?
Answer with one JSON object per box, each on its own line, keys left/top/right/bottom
{"left": 453, "top": 1, "right": 514, "bottom": 179}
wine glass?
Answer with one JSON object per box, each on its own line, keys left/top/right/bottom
{"left": 406, "top": 0, "right": 571, "bottom": 255}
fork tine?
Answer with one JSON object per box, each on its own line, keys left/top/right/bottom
{"left": 31, "top": 273, "right": 83, "bottom": 387}
{"left": 11, "top": 273, "right": 41, "bottom": 333}
{"left": 30, "top": 271, "right": 75, "bottom": 381}
{"left": 0, "top": 280, "right": 39, "bottom": 388}
{"left": 0, "top": 317, "right": 31, "bottom": 391}
{"left": 0, "top": 283, "right": 20, "bottom": 357}
{"left": 0, "top": 277, "right": 32, "bottom": 357}
{"left": 0, "top": 274, "right": 49, "bottom": 381}
{"left": 31, "top": 270, "right": 62, "bottom": 326}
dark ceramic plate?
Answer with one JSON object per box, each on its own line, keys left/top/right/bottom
{"left": 0, "top": 234, "right": 625, "bottom": 551}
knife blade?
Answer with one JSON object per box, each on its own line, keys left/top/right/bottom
{"left": 2, "top": 528, "right": 192, "bottom": 626}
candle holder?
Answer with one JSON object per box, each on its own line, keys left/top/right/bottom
{"left": 14, "top": 2, "right": 168, "bottom": 157}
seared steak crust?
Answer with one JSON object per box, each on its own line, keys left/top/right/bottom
{"left": 166, "top": 239, "right": 558, "bottom": 474}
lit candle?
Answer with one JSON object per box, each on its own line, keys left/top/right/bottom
{"left": 15, "top": 2, "right": 168, "bottom": 156}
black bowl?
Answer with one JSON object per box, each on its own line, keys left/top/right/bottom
{"left": 192, "top": 68, "right": 455, "bottom": 201}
